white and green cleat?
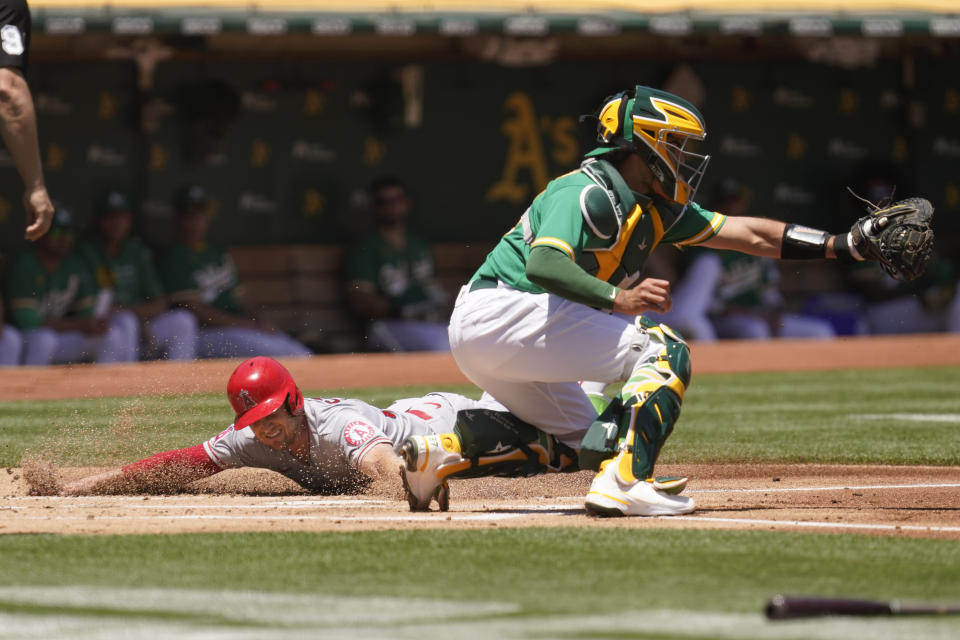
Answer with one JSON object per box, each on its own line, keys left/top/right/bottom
{"left": 585, "top": 459, "right": 695, "bottom": 517}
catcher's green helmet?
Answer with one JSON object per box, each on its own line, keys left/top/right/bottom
{"left": 585, "top": 86, "right": 710, "bottom": 207}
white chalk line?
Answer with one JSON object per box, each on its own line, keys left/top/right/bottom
{"left": 673, "top": 515, "right": 960, "bottom": 534}
{"left": 11, "top": 512, "right": 533, "bottom": 522}
{"left": 689, "top": 482, "right": 960, "bottom": 494}
{"left": 2, "top": 497, "right": 388, "bottom": 506}
{"left": 5, "top": 481, "right": 957, "bottom": 510}
{"left": 856, "top": 413, "right": 960, "bottom": 423}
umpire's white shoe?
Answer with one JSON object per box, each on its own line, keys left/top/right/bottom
{"left": 585, "top": 459, "right": 695, "bottom": 517}
{"left": 399, "top": 434, "right": 467, "bottom": 512}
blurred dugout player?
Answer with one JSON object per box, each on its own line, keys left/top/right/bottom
{"left": 0, "top": 0, "right": 54, "bottom": 240}
{"left": 345, "top": 176, "right": 450, "bottom": 352}
{"left": 158, "top": 185, "right": 311, "bottom": 359}
{"left": 0, "top": 286, "right": 23, "bottom": 365}
{"left": 649, "top": 180, "right": 835, "bottom": 340}
{"left": 849, "top": 256, "right": 960, "bottom": 335}
{"left": 79, "top": 190, "right": 198, "bottom": 360}
{"left": 4, "top": 207, "right": 138, "bottom": 364}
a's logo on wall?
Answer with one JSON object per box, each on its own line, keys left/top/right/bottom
{"left": 45, "top": 143, "right": 66, "bottom": 171}
{"left": 98, "top": 92, "right": 118, "bottom": 120}
{"left": 730, "top": 86, "right": 751, "bottom": 112}
{"left": 785, "top": 134, "right": 807, "bottom": 159}
{"left": 0, "top": 25, "right": 24, "bottom": 56}
{"left": 838, "top": 89, "right": 859, "bottom": 115}
{"left": 362, "top": 137, "right": 385, "bottom": 165}
{"left": 945, "top": 89, "right": 960, "bottom": 114}
{"left": 148, "top": 144, "right": 168, "bottom": 171}
{"left": 250, "top": 139, "right": 271, "bottom": 167}
{"left": 487, "top": 91, "right": 577, "bottom": 204}
{"left": 302, "top": 188, "right": 326, "bottom": 218}
{"left": 303, "top": 89, "right": 327, "bottom": 116}
{"left": 945, "top": 183, "right": 959, "bottom": 208}
{"left": 892, "top": 137, "right": 908, "bottom": 162}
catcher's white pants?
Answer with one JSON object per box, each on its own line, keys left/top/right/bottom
{"left": 448, "top": 282, "right": 656, "bottom": 449}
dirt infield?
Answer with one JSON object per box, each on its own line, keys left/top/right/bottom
{"left": 2, "top": 334, "right": 959, "bottom": 538}
{"left": 1, "top": 464, "right": 958, "bottom": 540}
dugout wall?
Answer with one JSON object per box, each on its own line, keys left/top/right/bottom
{"left": 0, "top": 2, "right": 957, "bottom": 258}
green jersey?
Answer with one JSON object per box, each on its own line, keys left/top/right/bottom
{"left": 475, "top": 158, "right": 725, "bottom": 294}
{"left": 345, "top": 232, "right": 437, "bottom": 312}
{"left": 78, "top": 237, "right": 164, "bottom": 307}
{"left": 4, "top": 250, "right": 97, "bottom": 330}
{"left": 158, "top": 242, "right": 242, "bottom": 313}
{"left": 711, "top": 250, "right": 778, "bottom": 309}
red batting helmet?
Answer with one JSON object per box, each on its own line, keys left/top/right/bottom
{"left": 227, "top": 357, "right": 304, "bottom": 430}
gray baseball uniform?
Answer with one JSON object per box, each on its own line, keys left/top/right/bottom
{"left": 202, "top": 392, "right": 501, "bottom": 492}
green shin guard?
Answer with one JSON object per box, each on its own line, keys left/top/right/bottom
{"left": 579, "top": 386, "right": 682, "bottom": 478}
{"left": 627, "top": 386, "right": 681, "bottom": 480}
{"left": 451, "top": 409, "right": 578, "bottom": 479}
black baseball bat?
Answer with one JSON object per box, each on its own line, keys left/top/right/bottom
{"left": 765, "top": 594, "right": 960, "bottom": 620}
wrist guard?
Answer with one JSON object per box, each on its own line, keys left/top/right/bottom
{"left": 781, "top": 224, "right": 830, "bottom": 260}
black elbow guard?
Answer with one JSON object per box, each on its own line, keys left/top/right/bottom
{"left": 781, "top": 224, "right": 830, "bottom": 260}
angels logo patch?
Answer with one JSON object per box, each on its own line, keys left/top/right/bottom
{"left": 344, "top": 421, "right": 376, "bottom": 446}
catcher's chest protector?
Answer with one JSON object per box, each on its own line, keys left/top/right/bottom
{"left": 576, "top": 159, "right": 684, "bottom": 288}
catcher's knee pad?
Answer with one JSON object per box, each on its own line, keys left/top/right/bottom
{"left": 624, "top": 319, "right": 691, "bottom": 400}
{"left": 450, "top": 409, "right": 578, "bottom": 479}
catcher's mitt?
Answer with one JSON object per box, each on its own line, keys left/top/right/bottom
{"left": 850, "top": 196, "right": 934, "bottom": 282}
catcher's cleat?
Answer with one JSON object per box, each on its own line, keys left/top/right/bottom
{"left": 585, "top": 459, "right": 695, "bottom": 517}
{"left": 399, "top": 434, "right": 465, "bottom": 512}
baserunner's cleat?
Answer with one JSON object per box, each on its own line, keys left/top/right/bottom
{"left": 399, "top": 434, "right": 465, "bottom": 512}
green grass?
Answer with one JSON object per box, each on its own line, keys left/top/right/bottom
{"left": 3, "top": 368, "right": 959, "bottom": 468}
{"left": 2, "top": 528, "right": 956, "bottom": 610}
{"left": 2, "top": 367, "right": 960, "bottom": 639}
{"left": 670, "top": 365, "right": 960, "bottom": 465}
{"left": 0, "top": 528, "right": 958, "bottom": 638}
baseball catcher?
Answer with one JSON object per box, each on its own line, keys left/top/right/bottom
{"left": 400, "top": 84, "right": 936, "bottom": 517}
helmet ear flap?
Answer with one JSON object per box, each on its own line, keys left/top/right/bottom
{"left": 605, "top": 90, "right": 631, "bottom": 142}
{"left": 287, "top": 387, "right": 305, "bottom": 416}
